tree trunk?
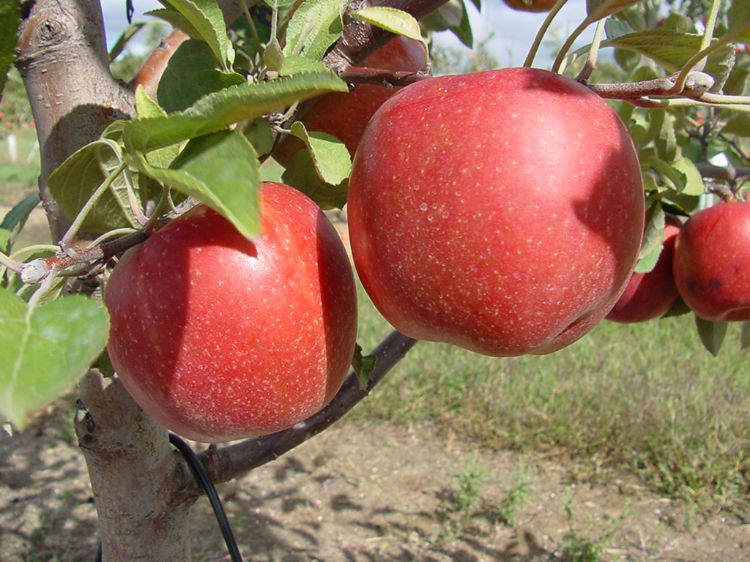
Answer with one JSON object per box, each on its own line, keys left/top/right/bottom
{"left": 76, "top": 373, "right": 197, "bottom": 561}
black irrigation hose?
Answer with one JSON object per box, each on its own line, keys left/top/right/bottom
{"left": 94, "top": 435, "right": 244, "bottom": 562}
{"left": 169, "top": 432, "right": 244, "bottom": 562}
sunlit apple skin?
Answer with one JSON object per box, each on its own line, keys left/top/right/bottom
{"left": 105, "top": 182, "right": 357, "bottom": 442}
{"left": 502, "top": 0, "right": 557, "bottom": 12}
{"left": 607, "top": 216, "right": 682, "bottom": 323}
{"left": 348, "top": 68, "right": 644, "bottom": 356}
{"left": 275, "top": 36, "right": 427, "bottom": 165}
{"left": 673, "top": 202, "right": 750, "bottom": 322}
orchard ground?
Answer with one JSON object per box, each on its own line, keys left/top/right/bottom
{"left": 1, "top": 130, "right": 749, "bottom": 560}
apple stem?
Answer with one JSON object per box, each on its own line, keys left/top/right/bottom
{"left": 523, "top": 0, "right": 568, "bottom": 69}
{"left": 338, "top": 66, "right": 432, "bottom": 87}
{"left": 575, "top": 18, "right": 606, "bottom": 83}
{"left": 59, "top": 162, "right": 128, "bottom": 249}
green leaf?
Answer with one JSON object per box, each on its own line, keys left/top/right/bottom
{"left": 741, "top": 322, "right": 750, "bottom": 350}
{"left": 723, "top": 113, "right": 750, "bottom": 136}
{"left": 283, "top": 0, "right": 346, "bottom": 60}
{"left": 648, "top": 156, "right": 687, "bottom": 193}
{"left": 727, "top": 0, "right": 750, "bottom": 43}
{"left": 263, "top": 37, "right": 285, "bottom": 72}
{"left": 634, "top": 203, "right": 664, "bottom": 273}
{"left": 49, "top": 140, "right": 159, "bottom": 233}
{"left": 606, "top": 30, "right": 736, "bottom": 89}
{"left": 586, "top": 0, "right": 643, "bottom": 21}
{"left": 695, "top": 316, "right": 728, "bottom": 356}
{"left": 671, "top": 156, "right": 704, "bottom": 197}
{"left": 123, "top": 72, "right": 348, "bottom": 153}
{"left": 281, "top": 149, "right": 348, "bottom": 209}
{"left": 157, "top": 0, "right": 234, "bottom": 69}
{"left": 288, "top": 122, "right": 351, "bottom": 185}
{"left": 351, "top": 7, "right": 425, "bottom": 45}
{"left": 108, "top": 22, "right": 147, "bottom": 62}
{"left": 662, "top": 296, "right": 691, "bottom": 318}
{"left": 0, "top": 193, "right": 41, "bottom": 254}
{"left": 147, "top": 8, "right": 202, "bottom": 39}
{"left": 133, "top": 130, "right": 261, "bottom": 240}
{"left": 279, "top": 56, "right": 331, "bottom": 76}
{"left": 352, "top": 343, "right": 377, "bottom": 390}
{"left": 0, "top": 0, "right": 20, "bottom": 98}
{"left": 0, "top": 289, "right": 109, "bottom": 429}
{"left": 420, "top": 0, "right": 473, "bottom": 48}
{"left": 244, "top": 118, "right": 275, "bottom": 157}
{"left": 135, "top": 86, "right": 167, "bottom": 119}
{"left": 157, "top": 39, "right": 245, "bottom": 113}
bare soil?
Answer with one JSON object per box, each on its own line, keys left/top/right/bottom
{"left": 1, "top": 401, "right": 748, "bottom": 562}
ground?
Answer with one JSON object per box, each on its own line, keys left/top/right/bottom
{"left": 1, "top": 400, "right": 748, "bottom": 562}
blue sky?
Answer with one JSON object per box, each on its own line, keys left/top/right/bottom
{"left": 100, "top": 0, "right": 593, "bottom": 67}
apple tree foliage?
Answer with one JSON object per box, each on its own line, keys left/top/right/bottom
{"left": 0, "top": 0, "right": 748, "bottom": 473}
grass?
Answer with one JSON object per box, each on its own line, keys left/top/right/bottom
{"left": 351, "top": 284, "right": 750, "bottom": 510}
{"left": 0, "top": 129, "right": 40, "bottom": 205}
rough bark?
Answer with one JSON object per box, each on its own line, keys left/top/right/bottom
{"left": 15, "top": 0, "right": 134, "bottom": 242}
{"left": 76, "top": 373, "right": 196, "bottom": 562}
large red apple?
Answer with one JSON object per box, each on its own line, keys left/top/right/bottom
{"left": 607, "top": 215, "right": 682, "bottom": 323}
{"left": 104, "top": 182, "right": 357, "bottom": 442}
{"left": 347, "top": 68, "right": 645, "bottom": 356}
{"left": 275, "top": 36, "right": 427, "bottom": 165}
{"left": 673, "top": 201, "right": 750, "bottom": 321}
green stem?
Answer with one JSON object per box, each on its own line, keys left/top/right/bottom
{"left": 27, "top": 270, "right": 59, "bottom": 310}
{"left": 239, "top": 0, "right": 262, "bottom": 50}
{"left": 551, "top": 16, "right": 594, "bottom": 74}
{"left": 576, "top": 18, "right": 606, "bottom": 82}
{"left": 60, "top": 162, "right": 127, "bottom": 248}
{"left": 0, "top": 250, "right": 23, "bottom": 274}
{"left": 143, "top": 187, "right": 171, "bottom": 233}
{"left": 10, "top": 244, "right": 59, "bottom": 262}
{"left": 86, "top": 228, "right": 139, "bottom": 248}
{"left": 523, "top": 0, "right": 568, "bottom": 68}
{"left": 671, "top": 0, "right": 722, "bottom": 93}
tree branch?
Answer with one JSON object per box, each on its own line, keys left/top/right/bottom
{"left": 324, "top": 0, "right": 447, "bottom": 72}
{"left": 174, "top": 330, "right": 417, "bottom": 500}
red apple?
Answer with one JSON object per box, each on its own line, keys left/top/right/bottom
{"left": 502, "top": 0, "right": 557, "bottom": 12}
{"left": 104, "top": 182, "right": 357, "bottom": 442}
{"left": 347, "top": 68, "right": 644, "bottom": 356}
{"left": 607, "top": 215, "right": 682, "bottom": 323}
{"left": 275, "top": 36, "right": 427, "bottom": 165}
{"left": 673, "top": 201, "right": 750, "bottom": 321}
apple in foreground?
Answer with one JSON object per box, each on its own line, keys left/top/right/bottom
{"left": 607, "top": 215, "right": 682, "bottom": 323}
{"left": 673, "top": 201, "right": 750, "bottom": 321}
{"left": 105, "top": 182, "right": 357, "bottom": 442}
{"left": 274, "top": 36, "right": 427, "bottom": 165}
{"left": 502, "top": 0, "right": 557, "bottom": 12}
{"left": 347, "top": 67, "right": 645, "bottom": 356}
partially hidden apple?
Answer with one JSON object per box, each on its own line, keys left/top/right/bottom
{"left": 606, "top": 215, "right": 682, "bottom": 323}
{"left": 105, "top": 182, "right": 358, "bottom": 442}
{"left": 502, "top": 0, "right": 557, "bottom": 12}
{"left": 274, "top": 35, "right": 427, "bottom": 165}
{"left": 347, "top": 67, "right": 645, "bottom": 356}
{"left": 673, "top": 201, "right": 750, "bottom": 321}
